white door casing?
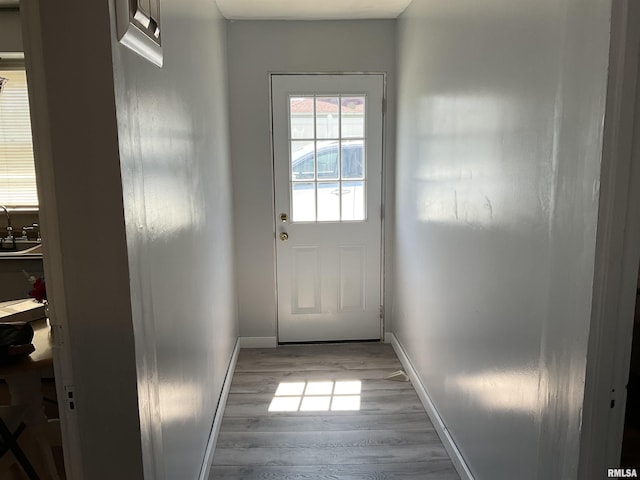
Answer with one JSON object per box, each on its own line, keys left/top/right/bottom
{"left": 272, "top": 74, "right": 384, "bottom": 343}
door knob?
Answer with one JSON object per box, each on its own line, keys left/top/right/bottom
{"left": 279, "top": 232, "right": 289, "bottom": 241}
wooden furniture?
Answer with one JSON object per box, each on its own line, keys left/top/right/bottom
{"left": 0, "top": 405, "right": 40, "bottom": 479}
{"left": 0, "top": 318, "right": 59, "bottom": 480}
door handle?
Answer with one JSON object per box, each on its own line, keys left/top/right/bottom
{"left": 280, "top": 213, "right": 288, "bottom": 223}
{"left": 279, "top": 232, "right": 289, "bottom": 241}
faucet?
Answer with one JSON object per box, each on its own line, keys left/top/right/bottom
{"left": 0, "top": 205, "right": 16, "bottom": 250}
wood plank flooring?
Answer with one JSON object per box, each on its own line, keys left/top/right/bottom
{"left": 210, "top": 343, "right": 460, "bottom": 480}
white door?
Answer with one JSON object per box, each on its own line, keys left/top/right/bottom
{"left": 272, "top": 74, "right": 384, "bottom": 343}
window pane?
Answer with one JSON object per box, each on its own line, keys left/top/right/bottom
{"left": 316, "top": 142, "right": 339, "bottom": 180}
{"left": 291, "top": 141, "right": 315, "bottom": 180}
{"left": 0, "top": 69, "right": 38, "bottom": 206}
{"left": 341, "top": 96, "right": 365, "bottom": 139}
{"left": 291, "top": 182, "right": 316, "bottom": 222}
{"left": 315, "top": 97, "right": 339, "bottom": 139}
{"left": 341, "top": 181, "right": 365, "bottom": 221}
{"left": 317, "top": 182, "right": 340, "bottom": 222}
{"left": 289, "top": 92, "right": 368, "bottom": 223}
{"left": 341, "top": 140, "right": 364, "bottom": 179}
{"left": 290, "top": 96, "right": 314, "bottom": 139}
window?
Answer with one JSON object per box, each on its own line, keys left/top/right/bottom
{"left": 317, "top": 145, "right": 338, "bottom": 179}
{"left": 289, "top": 95, "right": 366, "bottom": 223}
{"left": 0, "top": 68, "right": 38, "bottom": 207}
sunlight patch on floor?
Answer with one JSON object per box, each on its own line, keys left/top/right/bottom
{"left": 268, "top": 380, "right": 362, "bottom": 412}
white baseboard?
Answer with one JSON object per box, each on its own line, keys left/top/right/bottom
{"left": 239, "top": 336, "right": 277, "bottom": 348}
{"left": 198, "top": 337, "right": 240, "bottom": 480}
{"left": 388, "top": 333, "right": 475, "bottom": 480}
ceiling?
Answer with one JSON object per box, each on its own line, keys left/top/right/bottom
{"left": 0, "top": 0, "right": 412, "bottom": 19}
{"left": 215, "top": 0, "right": 412, "bottom": 20}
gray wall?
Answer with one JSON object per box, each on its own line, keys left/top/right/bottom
{"left": 227, "top": 20, "right": 396, "bottom": 339}
{"left": 0, "top": 8, "right": 22, "bottom": 52}
{"left": 21, "top": 0, "right": 237, "bottom": 478}
{"left": 110, "top": 0, "right": 237, "bottom": 478}
{"left": 393, "top": 0, "right": 611, "bottom": 478}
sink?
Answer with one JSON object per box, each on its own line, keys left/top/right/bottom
{"left": 0, "top": 239, "right": 41, "bottom": 252}
{"left": 0, "top": 241, "right": 43, "bottom": 258}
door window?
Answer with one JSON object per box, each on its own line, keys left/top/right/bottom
{"left": 289, "top": 96, "right": 366, "bottom": 222}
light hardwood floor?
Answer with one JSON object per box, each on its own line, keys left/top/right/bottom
{"left": 210, "top": 343, "right": 460, "bottom": 480}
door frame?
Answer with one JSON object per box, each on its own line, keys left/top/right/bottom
{"left": 579, "top": 0, "right": 640, "bottom": 477}
{"left": 19, "top": 2, "right": 84, "bottom": 478}
{"left": 268, "top": 72, "right": 388, "bottom": 344}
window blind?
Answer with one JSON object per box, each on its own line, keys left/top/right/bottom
{"left": 0, "top": 69, "right": 38, "bottom": 207}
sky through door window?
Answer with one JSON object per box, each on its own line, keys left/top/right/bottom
{"left": 289, "top": 95, "right": 366, "bottom": 223}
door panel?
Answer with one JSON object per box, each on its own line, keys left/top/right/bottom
{"left": 272, "top": 74, "right": 384, "bottom": 342}
{"left": 339, "top": 245, "right": 366, "bottom": 312}
{"left": 292, "top": 246, "right": 321, "bottom": 314}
